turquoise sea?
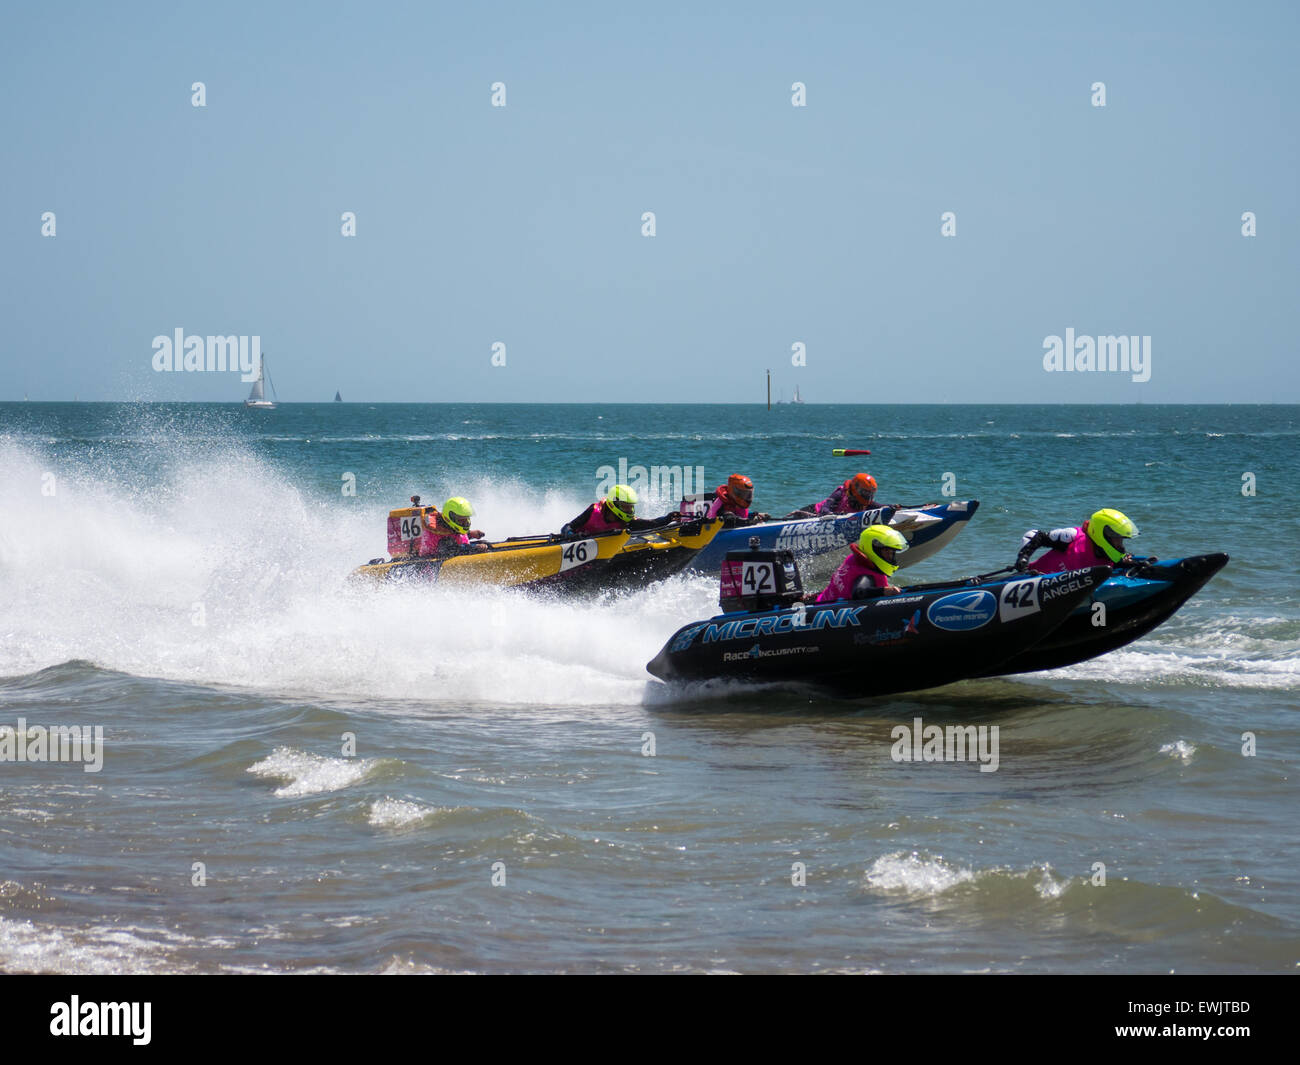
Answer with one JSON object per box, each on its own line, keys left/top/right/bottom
{"left": 0, "top": 402, "right": 1296, "bottom": 972}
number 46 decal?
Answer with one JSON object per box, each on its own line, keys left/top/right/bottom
{"left": 559, "top": 539, "right": 597, "bottom": 572}
{"left": 999, "top": 578, "right": 1041, "bottom": 620}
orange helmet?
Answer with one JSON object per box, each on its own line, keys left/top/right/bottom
{"left": 847, "top": 473, "right": 877, "bottom": 508}
{"left": 723, "top": 474, "right": 754, "bottom": 507}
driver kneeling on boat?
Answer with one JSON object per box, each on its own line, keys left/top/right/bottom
{"left": 804, "top": 525, "right": 907, "bottom": 604}
{"left": 560, "top": 485, "right": 676, "bottom": 538}
{"left": 784, "top": 472, "right": 899, "bottom": 519}
{"left": 1014, "top": 508, "right": 1149, "bottom": 574}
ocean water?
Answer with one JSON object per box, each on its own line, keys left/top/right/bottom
{"left": 0, "top": 401, "right": 1296, "bottom": 973}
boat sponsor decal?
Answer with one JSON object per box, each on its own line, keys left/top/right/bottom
{"left": 771, "top": 508, "right": 889, "bottom": 555}
{"left": 949, "top": 501, "right": 968, "bottom": 512}
{"left": 926, "top": 589, "right": 997, "bottom": 632}
{"left": 701, "top": 606, "right": 867, "bottom": 644}
{"left": 855, "top": 609, "right": 922, "bottom": 646}
{"left": 1038, "top": 572, "right": 1097, "bottom": 603}
{"left": 873, "top": 595, "right": 923, "bottom": 606}
{"left": 773, "top": 527, "right": 854, "bottom": 554}
{"left": 723, "top": 643, "right": 821, "bottom": 662}
{"left": 998, "top": 577, "right": 1042, "bottom": 621}
{"left": 669, "top": 623, "right": 709, "bottom": 652}
{"left": 558, "top": 538, "right": 598, "bottom": 572}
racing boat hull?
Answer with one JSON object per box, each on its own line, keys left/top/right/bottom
{"left": 352, "top": 530, "right": 631, "bottom": 588}
{"left": 685, "top": 501, "right": 978, "bottom": 578}
{"left": 647, "top": 565, "right": 1108, "bottom": 697}
{"left": 352, "top": 519, "right": 723, "bottom": 593}
{"left": 539, "top": 519, "right": 724, "bottom": 594}
{"left": 978, "top": 553, "right": 1229, "bottom": 676}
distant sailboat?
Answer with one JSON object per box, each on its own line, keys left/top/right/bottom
{"left": 334, "top": 391, "right": 342, "bottom": 402}
{"left": 244, "top": 357, "right": 278, "bottom": 409}
{"left": 791, "top": 385, "right": 805, "bottom": 405}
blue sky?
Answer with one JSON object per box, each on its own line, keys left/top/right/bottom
{"left": 2, "top": 0, "right": 1297, "bottom": 402}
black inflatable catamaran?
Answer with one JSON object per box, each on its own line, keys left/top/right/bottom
{"left": 646, "top": 541, "right": 1109, "bottom": 697}
{"left": 975, "top": 552, "right": 1229, "bottom": 676}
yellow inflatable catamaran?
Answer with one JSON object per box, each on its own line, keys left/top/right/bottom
{"left": 352, "top": 498, "right": 722, "bottom": 593}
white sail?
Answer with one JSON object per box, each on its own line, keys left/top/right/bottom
{"left": 243, "top": 357, "right": 277, "bottom": 408}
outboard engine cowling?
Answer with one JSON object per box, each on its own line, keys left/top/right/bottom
{"left": 719, "top": 536, "right": 805, "bottom": 613}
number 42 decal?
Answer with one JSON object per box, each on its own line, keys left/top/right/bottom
{"left": 741, "top": 562, "right": 776, "bottom": 594}
{"left": 999, "top": 578, "right": 1041, "bottom": 620}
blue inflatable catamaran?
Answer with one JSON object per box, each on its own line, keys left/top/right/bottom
{"left": 685, "top": 500, "right": 978, "bottom": 578}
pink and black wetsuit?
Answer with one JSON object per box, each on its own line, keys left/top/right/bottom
{"left": 1019, "top": 526, "right": 1112, "bottom": 574}
{"left": 561, "top": 501, "right": 662, "bottom": 536}
{"left": 787, "top": 482, "right": 894, "bottom": 519}
{"left": 705, "top": 492, "right": 749, "bottom": 522}
{"left": 812, "top": 483, "right": 856, "bottom": 515}
{"left": 815, "top": 548, "right": 890, "bottom": 604}
{"left": 417, "top": 523, "right": 472, "bottom": 558}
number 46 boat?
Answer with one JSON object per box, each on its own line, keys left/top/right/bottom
{"left": 352, "top": 499, "right": 723, "bottom": 592}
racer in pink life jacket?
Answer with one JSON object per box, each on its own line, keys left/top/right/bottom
{"left": 1015, "top": 509, "right": 1145, "bottom": 574}
{"left": 560, "top": 485, "right": 671, "bottom": 537}
{"left": 690, "top": 474, "right": 771, "bottom": 526}
{"left": 784, "top": 472, "right": 897, "bottom": 518}
{"left": 806, "top": 525, "right": 908, "bottom": 604}
{"left": 417, "top": 497, "right": 489, "bottom": 558}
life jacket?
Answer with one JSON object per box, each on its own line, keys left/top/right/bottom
{"left": 417, "top": 522, "right": 469, "bottom": 557}
{"left": 1028, "top": 525, "right": 1110, "bottom": 574}
{"left": 705, "top": 487, "right": 749, "bottom": 520}
{"left": 578, "top": 500, "right": 627, "bottom": 534}
{"left": 811, "top": 482, "right": 852, "bottom": 515}
{"left": 816, "top": 547, "right": 886, "bottom": 604}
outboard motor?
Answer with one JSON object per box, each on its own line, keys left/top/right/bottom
{"left": 677, "top": 492, "right": 711, "bottom": 518}
{"left": 387, "top": 495, "right": 433, "bottom": 557}
{"left": 719, "top": 536, "right": 805, "bottom": 613}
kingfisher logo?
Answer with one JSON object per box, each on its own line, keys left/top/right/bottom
{"left": 926, "top": 590, "right": 997, "bottom": 632}
{"left": 857, "top": 609, "right": 922, "bottom": 647}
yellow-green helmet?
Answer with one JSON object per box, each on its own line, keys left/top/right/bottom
{"left": 853, "top": 524, "right": 908, "bottom": 575}
{"left": 605, "top": 484, "right": 637, "bottom": 523}
{"left": 1087, "top": 508, "right": 1138, "bottom": 563}
{"left": 442, "top": 496, "right": 473, "bottom": 534}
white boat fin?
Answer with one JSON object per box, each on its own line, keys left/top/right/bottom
{"left": 888, "top": 510, "right": 943, "bottom": 533}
